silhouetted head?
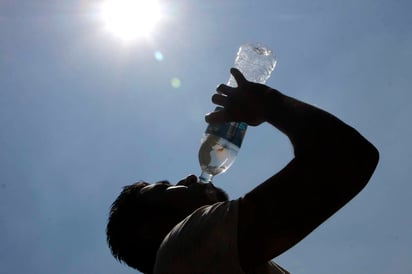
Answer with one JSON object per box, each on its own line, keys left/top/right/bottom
{"left": 106, "top": 174, "right": 228, "bottom": 273}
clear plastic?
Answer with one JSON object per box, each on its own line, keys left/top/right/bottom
{"left": 199, "top": 135, "right": 239, "bottom": 183}
{"left": 199, "top": 43, "right": 276, "bottom": 183}
{"left": 228, "top": 43, "right": 277, "bottom": 87}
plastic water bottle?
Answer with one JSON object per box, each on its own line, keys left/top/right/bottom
{"left": 198, "top": 43, "right": 276, "bottom": 183}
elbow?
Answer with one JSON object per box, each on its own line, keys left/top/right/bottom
{"left": 369, "top": 142, "right": 380, "bottom": 169}
{"left": 333, "top": 138, "right": 379, "bottom": 204}
{"left": 351, "top": 138, "right": 379, "bottom": 191}
{"left": 364, "top": 141, "right": 380, "bottom": 180}
{"left": 332, "top": 130, "right": 380, "bottom": 194}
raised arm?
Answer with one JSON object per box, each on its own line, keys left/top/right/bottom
{"left": 206, "top": 68, "right": 379, "bottom": 271}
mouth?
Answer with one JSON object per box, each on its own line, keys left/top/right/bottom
{"left": 176, "top": 174, "right": 199, "bottom": 187}
{"left": 176, "top": 180, "right": 190, "bottom": 187}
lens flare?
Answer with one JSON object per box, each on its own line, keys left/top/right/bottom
{"left": 154, "top": 51, "right": 164, "bottom": 61}
{"left": 171, "top": 78, "right": 181, "bottom": 88}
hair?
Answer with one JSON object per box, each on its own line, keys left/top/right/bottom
{"left": 106, "top": 181, "right": 180, "bottom": 274}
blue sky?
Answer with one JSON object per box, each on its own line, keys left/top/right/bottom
{"left": 1, "top": 0, "right": 411, "bottom": 273}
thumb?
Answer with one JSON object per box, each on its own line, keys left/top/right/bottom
{"left": 230, "top": 67, "right": 248, "bottom": 86}
{"left": 205, "top": 110, "right": 227, "bottom": 124}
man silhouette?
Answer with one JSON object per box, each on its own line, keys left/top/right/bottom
{"left": 106, "top": 68, "right": 379, "bottom": 273}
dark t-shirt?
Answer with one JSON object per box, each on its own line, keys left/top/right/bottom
{"left": 154, "top": 199, "right": 289, "bottom": 274}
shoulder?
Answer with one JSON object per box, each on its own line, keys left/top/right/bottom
{"left": 153, "top": 199, "right": 244, "bottom": 274}
{"left": 160, "top": 199, "right": 240, "bottom": 251}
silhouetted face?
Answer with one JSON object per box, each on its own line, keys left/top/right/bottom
{"left": 140, "top": 174, "right": 229, "bottom": 219}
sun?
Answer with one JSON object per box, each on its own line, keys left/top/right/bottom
{"left": 101, "top": 0, "right": 162, "bottom": 41}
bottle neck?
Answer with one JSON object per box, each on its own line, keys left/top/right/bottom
{"left": 199, "top": 171, "right": 213, "bottom": 183}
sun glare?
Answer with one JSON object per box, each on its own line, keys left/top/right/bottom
{"left": 101, "top": 0, "right": 162, "bottom": 41}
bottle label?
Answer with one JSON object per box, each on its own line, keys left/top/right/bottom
{"left": 205, "top": 121, "right": 247, "bottom": 147}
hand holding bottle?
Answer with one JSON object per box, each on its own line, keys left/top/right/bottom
{"left": 198, "top": 43, "right": 276, "bottom": 183}
{"left": 206, "top": 68, "right": 272, "bottom": 127}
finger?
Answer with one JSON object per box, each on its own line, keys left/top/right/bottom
{"left": 230, "top": 67, "right": 247, "bottom": 86}
{"left": 205, "top": 110, "right": 227, "bottom": 124}
{"left": 211, "top": 93, "right": 228, "bottom": 106}
{"left": 216, "top": 83, "right": 236, "bottom": 95}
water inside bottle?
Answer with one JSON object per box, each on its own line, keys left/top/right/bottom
{"left": 198, "top": 134, "right": 239, "bottom": 182}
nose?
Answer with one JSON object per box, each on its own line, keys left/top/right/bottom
{"left": 176, "top": 174, "right": 198, "bottom": 186}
